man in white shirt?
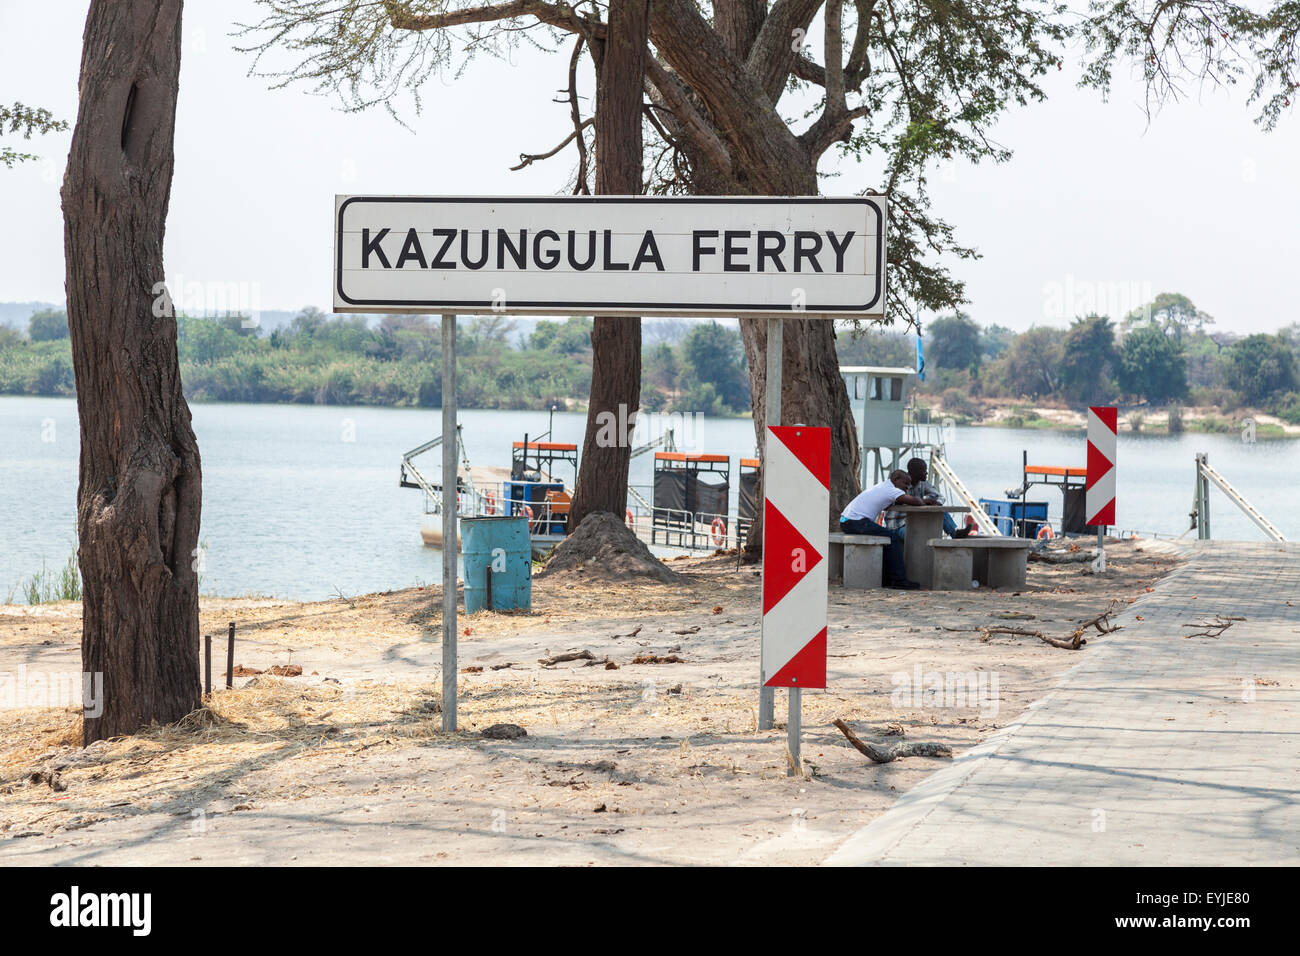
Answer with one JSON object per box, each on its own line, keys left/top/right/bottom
{"left": 839, "top": 470, "right": 927, "bottom": 588}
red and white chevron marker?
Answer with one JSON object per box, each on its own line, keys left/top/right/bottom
{"left": 762, "top": 425, "right": 830, "bottom": 689}
{"left": 1086, "top": 406, "right": 1117, "bottom": 526}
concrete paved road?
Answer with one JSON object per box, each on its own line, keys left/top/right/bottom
{"left": 827, "top": 541, "right": 1300, "bottom": 866}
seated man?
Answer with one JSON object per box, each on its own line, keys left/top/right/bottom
{"left": 839, "top": 470, "right": 926, "bottom": 589}
{"left": 891, "top": 457, "right": 972, "bottom": 540}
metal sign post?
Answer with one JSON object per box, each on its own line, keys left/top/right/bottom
{"left": 761, "top": 422, "right": 830, "bottom": 776}
{"left": 758, "top": 317, "right": 781, "bottom": 732}
{"left": 441, "top": 315, "right": 458, "bottom": 732}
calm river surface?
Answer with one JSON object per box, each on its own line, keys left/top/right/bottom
{"left": 3, "top": 395, "right": 1296, "bottom": 601}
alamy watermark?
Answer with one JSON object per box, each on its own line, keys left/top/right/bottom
{"left": 0, "top": 665, "right": 103, "bottom": 718}
{"left": 593, "top": 404, "right": 706, "bottom": 452}
{"left": 1042, "top": 274, "right": 1153, "bottom": 324}
{"left": 891, "top": 665, "right": 1000, "bottom": 718}
{"left": 152, "top": 273, "right": 262, "bottom": 329}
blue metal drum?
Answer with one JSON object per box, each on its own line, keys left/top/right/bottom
{"left": 462, "top": 516, "right": 532, "bottom": 612}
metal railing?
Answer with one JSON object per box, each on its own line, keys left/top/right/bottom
{"left": 1193, "top": 452, "right": 1286, "bottom": 542}
{"left": 929, "top": 450, "right": 1001, "bottom": 536}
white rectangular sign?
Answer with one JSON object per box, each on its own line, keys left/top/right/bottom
{"left": 333, "top": 195, "right": 886, "bottom": 318}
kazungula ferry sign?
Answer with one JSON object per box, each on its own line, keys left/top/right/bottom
{"left": 333, "top": 195, "right": 886, "bottom": 318}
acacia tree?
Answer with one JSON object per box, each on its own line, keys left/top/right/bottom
{"left": 242, "top": 0, "right": 1295, "bottom": 539}
{"left": 63, "top": 0, "right": 202, "bottom": 742}
{"left": 1, "top": 103, "right": 68, "bottom": 168}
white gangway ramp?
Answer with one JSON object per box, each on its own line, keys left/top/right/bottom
{"left": 1196, "top": 453, "right": 1286, "bottom": 542}
{"left": 930, "top": 452, "right": 1001, "bottom": 536}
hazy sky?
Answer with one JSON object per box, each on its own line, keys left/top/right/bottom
{"left": 2, "top": 1, "right": 1297, "bottom": 334}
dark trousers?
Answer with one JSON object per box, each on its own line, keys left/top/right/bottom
{"left": 839, "top": 517, "right": 906, "bottom": 583}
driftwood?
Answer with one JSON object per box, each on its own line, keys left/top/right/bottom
{"left": 832, "top": 719, "right": 953, "bottom": 763}
{"left": 978, "top": 625, "right": 1083, "bottom": 650}
{"left": 538, "top": 650, "right": 596, "bottom": 666}
{"left": 977, "top": 598, "right": 1125, "bottom": 650}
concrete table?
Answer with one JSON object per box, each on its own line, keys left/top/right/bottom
{"left": 885, "top": 505, "right": 970, "bottom": 589}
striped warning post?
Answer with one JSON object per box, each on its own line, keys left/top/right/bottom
{"left": 1086, "top": 406, "right": 1117, "bottom": 526}
{"left": 762, "top": 425, "right": 829, "bottom": 689}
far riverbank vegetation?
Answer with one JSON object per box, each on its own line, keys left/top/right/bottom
{"left": 3, "top": 293, "right": 1298, "bottom": 434}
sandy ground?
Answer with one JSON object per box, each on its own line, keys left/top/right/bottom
{"left": 0, "top": 539, "right": 1181, "bottom": 865}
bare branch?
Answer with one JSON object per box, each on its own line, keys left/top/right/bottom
{"left": 380, "top": 0, "right": 601, "bottom": 37}
{"left": 566, "top": 34, "right": 591, "bottom": 193}
{"left": 644, "top": 56, "right": 732, "bottom": 175}
{"left": 747, "top": 0, "right": 825, "bottom": 105}
{"left": 510, "top": 117, "right": 593, "bottom": 170}
{"left": 825, "top": 0, "right": 847, "bottom": 110}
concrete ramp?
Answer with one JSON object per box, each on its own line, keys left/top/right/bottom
{"left": 826, "top": 541, "right": 1300, "bottom": 866}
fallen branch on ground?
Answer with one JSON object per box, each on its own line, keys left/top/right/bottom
{"left": 832, "top": 719, "right": 953, "bottom": 763}
{"left": 978, "top": 625, "right": 1086, "bottom": 650}
{"left": 1182, "top": 615, "right": 1242, "bottom": 639}
{"left": 977, "top": 598, "right": 1126, "bottom": 650}
{"left": 538, "top": 650, "right": 595, "bottom": 666}
{"left": 631, "top": 650, "right": 686, "bottom": 665}
{"left": 1076, "top": 599, "right": 1124, "bottom": 636}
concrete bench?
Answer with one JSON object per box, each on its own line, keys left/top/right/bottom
{"left": 929, "top": 537, "right": 1035, "bottom": 590}
{"left": 827, "top": 532, "right": 890, "bottom": 589}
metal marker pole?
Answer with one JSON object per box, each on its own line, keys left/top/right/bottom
{"left": 225, "top": 621, "right": 235, "bottom": 689}
{"left": 442, "top": 315, "right": 458, "bottom": 732}
{"left": 759, "top": 317, "right": 781, "bottom": 732}
{"left": 1097, "top": 525, "right": 1106, "bottom": 572}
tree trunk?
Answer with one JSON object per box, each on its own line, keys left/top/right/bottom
{"left": 568, "top": 0, "right": 649, "bottom": 530}
{"left": 740, "top": 316, "right": 861, "bottom": 556}
{"left": 646, "top": 3, "right": 863, "bottom": 554}
{"left": 62, "top": 0, "right": 202, "bottom": 743}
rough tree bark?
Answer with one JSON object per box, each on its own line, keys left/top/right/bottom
{"left": 644, "top": 0, "right": 862, "bottom": 552}
{"left": 739, "top": 317, "right": 862, "bottom": 551}
{"left": 568, "top": 0, "right": 650, "bottom": 530}
{"left": 61, "top": 0, "right": 202, "bottom": 743}
{"left": 345, "top": 0, "right": 865, "bottom": 545}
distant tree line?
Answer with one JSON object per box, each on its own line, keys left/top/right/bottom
{"left": 9, "top": 295, "right": 1299, "bottom": 422}
{"left": 0, "top": 305, "right": 751, "bottom": 415}
{"left": 838, "top": 293, "right": 1300, "bottom": 424}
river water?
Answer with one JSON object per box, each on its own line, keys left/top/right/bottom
{"left": 2, "top": 395, "right": 1295, "bottom": 601}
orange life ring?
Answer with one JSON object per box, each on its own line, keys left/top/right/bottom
{"left": 523, "top": 504, "right": 534, "bottom": 523}
{"left": 625, "top": 508, "right": 635, "bottom": 530}
{"left": 1036, "top": 524, "right": 1054, "bottom": 540}
{"left": 486, "top": 491, "right": 497, "bottom": 515}
{"left": 711, "top": 517, "right": 727, "bottom": 547}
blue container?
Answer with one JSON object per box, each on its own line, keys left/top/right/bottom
{"left": 503, "top": 480, "right": 564, "bottom": 517}
{"left": 979, "top": 498, "right": 1048, "bottom": 536}
{"left": 462, "top": 516, "right": 532, "bottom": 613}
